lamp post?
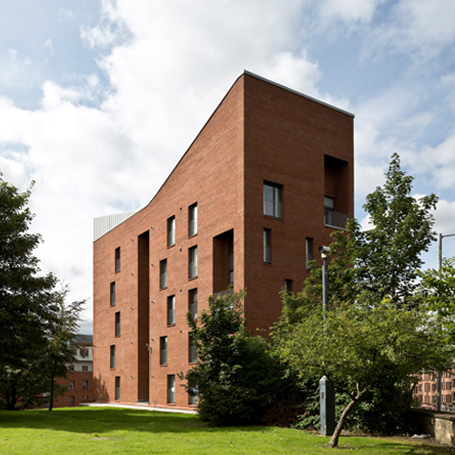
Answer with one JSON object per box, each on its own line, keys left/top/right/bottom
{"left": 319, "top": 245, "right": 335, "bottom": 436}
{"left": 436, "top": 232, "right": 455, "bottom": 412}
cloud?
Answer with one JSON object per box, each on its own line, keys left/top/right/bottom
{"left": 0, "top": 49, "right": 35, "bottom": 89}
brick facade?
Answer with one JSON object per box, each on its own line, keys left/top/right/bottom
{"left": 93, "top": 71, "right": 354, "bottom": 410}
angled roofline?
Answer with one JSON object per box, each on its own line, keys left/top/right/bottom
{"left": 94, "top": 70, "right": 354, "bottom": 240}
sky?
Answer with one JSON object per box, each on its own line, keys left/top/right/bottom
{"left": 1, "top": 0, "right": 455, "bottom": 334}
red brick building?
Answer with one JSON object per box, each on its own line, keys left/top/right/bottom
{"left": 93, "top": 71, "right": 354, "bottom": 410}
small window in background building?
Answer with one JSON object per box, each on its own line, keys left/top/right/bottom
{"left": 160, "top": 337, "right": 168, "bottom": 365}
{"left": 115, "top": 247, "right": 121, "bottom": 272}
{"left": 110, "top": 282, "right": 116, "bottom": 306}
{"left": 82, "top": 365, "right": 88, "bottom": 372}
{"left": 189, "top": 385, "right": 197, "bottom": 405}
{"left": 115, "top": 311, "right": 121, "bottom": 336}
{"left": 167, "top": 216, "right": 176, "bottom": 247}
{"left": 263, "top": 182, "right": 282, "bottom": 218}
{"left": 83, "top": 395, "right": 88, "bottom": 400}
{"left": 69, "top": 396, "right": 75, "bottom": 406}
{"left": 306, "top": 238, "right": 313, "bottom": 269}
{"left": 167, "top": 295, "right": 175, "bottom": 325}
{"left": 110, "top": 345, "right": 116, "bottom": 369}
{"left": 68, "top": 364, "right": 74, "bottom": 371}
{"left": 82, "top": 381, "right": 88, "bottom": 390}
{"left": 69, "top": 381, "right": 75, "bottom": 390}
{"left": 189, "top": 246, "right": 198, "bottom": 278}
{"left": 189, "top": 203, "right": 198, "bottom": 236}
{"left": 168, "top": 375, "right": 175, "bottom": 403}
{"left": 189, "top": 289, "right": 198, "bottom": 320}
{"left": 115, "top": 377, "right": 120, "bottom": 400}
{"left": 263, "top": 229, "right": 271, "bottom": 263}
{"left": 160, "top": 259, "right": 168, "bottom": 289}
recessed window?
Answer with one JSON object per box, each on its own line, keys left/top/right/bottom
{"left": 82, "top": 365, "right": 88, "bottom": 372}
{"left": 189, "top": 333, "right": 197, "bottom": 363}
{"left": 115, "top": 247, "right": 121, "bottom": 272}
{"left": 69, "top": 381, "right": 75, "bottom": 390}
{"left": 263, "top": 229, "right": 271, "bottom": 263}
{"left": 115, "top": 376, "right": 121, "bottom": 400}
{"left": 167, "top": 216, "right": 175, "bottom": 247}
{"left": 168, "top": 375, "right": 175, "bottom": 404}
{"left": 167, "top": 295, "right": 175, "bottom": 325}
{"left": 160, "top": 259, "right": 168, "bottom": 289}
{"left": 115, "top": 311, "right": 121, "bottom": 337}
{"left": 160, "top": 336, "right": 168, "bottom": 365}
{"left": 324, "top": 196, "right": 335, "bottom": 226}
{"left": 285, "top": 279, "right": 293, "bottom": 293}
{"left": 263, "top": 182, "right": 282, "bottom": 218}
{"left": 306, "top": 238, "right": 313, "bottom": 269}
{"left": 110, "top": 282, "right": 116, "bottom": 306}
{"left": 189, "top": 385, "right": 198, "bottom": 405}
{"left": 189, "top": 289, "right": 198, "bottom": 320}
{"left": 110, "top": 345, "right": 116, "bottom": 369}
{"left": 82, "top": 381, "right": 88, "bottom": 390}
{"left": 189, "top": 246, "right": 198, "bottom": 278}
{"left": 189, "top": 203, "right": 198, "bottom": 236}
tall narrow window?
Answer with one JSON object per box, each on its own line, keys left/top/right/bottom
{"left": 167, "top": 216, "right": 175, "bottom": 247}
{"left": 69, "top": 381, "right": 75, "bottom": 390}
{"left": 284, "top": 279, "right": 293, "bottom": 294}
{"left": 160, "top": 259, "right": 168, "bottom": 289}
{"left": 324, "top": 196, "right": 335, "bottom": 226}
{"left": 160, "top": 336, "right": 168, "bottom": 365}
{"left": 167, "top": 375, "right": 175, "bottom": 403}
{"left": 110, "top": 282, "right": 116, "bottom": 306}
{"left": 167, "top": 295, "right": 175, "bottom": 325}
{"left": 228, "top": 239, "right": 234, "bottom": 285}
{"left": 82, "top": 381, "right": 88, "bottom": 390}
{"left": 115, "top": 247, "right": 121, "bottom": 272}
{"left": 189, "top": 333, "right": 197, "bottom": 363}
{"left": 263, "top": 229, "right": 271, "bottom": 263}
{"left": 189, "top": 246, "right": 198, "bottom": 278}
{"left": 189, "top": 289, "right": 198, "bottom": 320}
{"left": 306, "top": 237, "right": 313, "bottom": 269}
{"left": 263, "top": 182, "right": 282, "bottom": 218}
{"left": 115, "top": 312, "right": 121, "bottom": 337}
{"left": 110, "top": 345, "right": 116, "bottom": 369}
{"left": 189, "top": 385, "right": 198, "bottom": 405}
{"left": 115, "top": 376, "right": 120, "bottom": 400}
{"left": 189, "top": 203, "right": 198, "bottom": 236}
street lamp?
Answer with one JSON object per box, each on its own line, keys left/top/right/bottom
{"left": 319, "top": 245, "right": 335, "bottom": 436}
{"left": 436, "top": 232, "right": 455, "bottom": 412}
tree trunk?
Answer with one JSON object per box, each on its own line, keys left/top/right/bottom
{"left": 328, "top": 396, "right": 359, "bottom": 448}
{"left": 48, "top": 370, "right": 55, "bottom": 411}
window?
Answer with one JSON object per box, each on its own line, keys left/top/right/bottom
{"left": 168, "top": 375, "right": 175, "bottom": 403}
{"left": 263, "top": 229, "right": 271, "bottom": 263}
{"left": 68, "top": 364, "right": 74, "bottom": 371}
{"left": 306, "top": 238, "right": 313, "bottom": 269}
{"left": 69, "top": 381, "right": 75, "bottom": 390}
{"left": 115, "top": 311, "right": 121, "bottom": 336}
{"left": 189, "top": 289, "right": 198, "bottom": 320}
{"left": 82, "top": 365, "right": 88, "bottom": 372}
{"left": 324, "top": 196, "right": 335, "bottom": 226}
{"left": 189, "top": 203, "right": 198, "bottom": 236}
{"left": 82, "top": 381, "right": 88, "bottom": 390}
{"left": 167, "top": 295, "right": 175, "bottom": 325}
{"left": 115, "top": 247, "right": 121, "bottom": 272}
{"left": 189, "top": 385, "right": 197, "bottom": 405}
{"left": 82, "top": 395, "right": 88, "bottom": 400}
{"left": 80, "top": 349, "right": 89, "bottom": 358}
{"left": 189, "top": 333, "right": 197, "bottom": 363}
{"left": 189, "top": 246, "right": 198, "bottom": 278}
{"left": 110, "top": 282, "right": 116, "bottom": 306}
{"left": 284, "top": 279, "right": 293, "bottom": 293}
{"left": 115, "top": 377, "right": 120, "bottom": 400}
{"left": 160, "top": 337, "right": 168, "bottom": 365}
{"left": 229, "top": 239, "right": 234, "bottom": 285}
{"left": 167, "top": 216, "right": 175, "bottom": 247}
{"left": 160, "top": 259, "right": 168, "bottom": 289}
{"left": 110, "top": 345, "right": 116, "bottom": 369}
{"left": 69, "top": 396, "right": 75, "bottom": 406}
{"left": 263, "top": 182, "right": 282, "bottom": 218}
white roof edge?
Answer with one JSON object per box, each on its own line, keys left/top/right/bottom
{"left": 241, "top": 69, "right": 355, "bottom": 118}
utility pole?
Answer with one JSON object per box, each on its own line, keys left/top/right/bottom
{"left": 436, "top": 232, "right": 455, "bottom": 412}
{"left": 319, "top": 246, "right": 335, "bottom": 436}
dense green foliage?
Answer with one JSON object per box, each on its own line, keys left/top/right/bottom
{"left": 0, "top": 173, "right": 82, "bottom": 410}
{"left": 272, "top": 154, "right": 446, "bottom": 447}
{"left": 181, "top": 290, "right": 298, "bottom": 426}
{"left": 0, "top": 407, "right": 451, "bottom": 455}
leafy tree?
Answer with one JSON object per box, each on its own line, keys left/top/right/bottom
{"left": 181, "top": 290, "right": 294, "bottom": 426}
{"left": 0, "top": 173, "right": 82, "bottom": 409}
{"left": 273, "top": 296, "right": 453, "bottom": 448}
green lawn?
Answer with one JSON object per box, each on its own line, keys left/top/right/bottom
{"left": 0, "top": 407, "right": 451, "bottom": 454}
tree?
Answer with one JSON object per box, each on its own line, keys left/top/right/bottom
{"left": 181, "top": 290, "right": 293, "bottom": 426}
{"left": 0, "top": 173, "right": 82, "bottom": 409}
{"left": 273, "top": 296, "right": 453, "bottom": 448}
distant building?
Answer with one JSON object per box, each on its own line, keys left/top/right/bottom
{"left": 414, "top": 370, "right": 455, "bottom": 411}
{"left": 43, "top": 334, "right": 94, "bottom": 408}
{"left": 93, "top": 70, "right": 355, "bottom": 411}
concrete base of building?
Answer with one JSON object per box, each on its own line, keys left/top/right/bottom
{"left": 80, "top": 402, "right": 197, "bottom": 414}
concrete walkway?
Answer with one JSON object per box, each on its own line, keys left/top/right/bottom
{"left": 80, "top": 402, "right": 197, "bottom": 415}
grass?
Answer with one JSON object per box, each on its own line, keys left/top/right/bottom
{"left": 0, "top": 407, "right": 452, "bottom": 454}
